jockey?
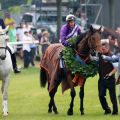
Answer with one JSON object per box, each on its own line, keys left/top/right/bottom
{"left": 60, "top": 14, "right": 81, "bottom": 47}
{"left": 59, "top": 14, "right": 87, "bottom": 77}
{"left": 0, "top": 18, "right": 21, "bottom": 73}
{"left": 60, "top": 14, "right": 86, "bottom": 66}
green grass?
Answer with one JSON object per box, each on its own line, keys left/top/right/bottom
{"left": 0, "top": 64, "right": 120, "bottom": 120}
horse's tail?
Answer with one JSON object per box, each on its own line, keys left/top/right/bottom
{"left": 40, "top": 67, "right": 47, "bottom": 87}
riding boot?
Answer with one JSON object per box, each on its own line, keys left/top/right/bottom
{"left": 59, "top": 56, "right": 66, "bottom": 79}
{"left": 11, "top": 53, "right": 21, "bottom": 73}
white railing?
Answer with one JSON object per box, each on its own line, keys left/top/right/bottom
{"left": 8, "top": 40, "right": 39, "bottom": 45}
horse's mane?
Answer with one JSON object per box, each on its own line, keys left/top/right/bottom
{"left": 76, "top": 27, "right": 101, "bottom": 55}
{"left": 76, "top": 31, "right": 88, "bottom": 45}
{"left": 75, "top": 31, "right": 91, "bottom": 55}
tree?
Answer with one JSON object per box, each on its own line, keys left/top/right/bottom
{"left": 108, "top": 0, "right": 115, "bottom": 29}
{"left": 56, "top": 0, "right": 62, "bottom": 42}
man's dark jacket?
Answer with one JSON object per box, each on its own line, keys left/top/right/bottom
{"left": 0, "top": 18, "right": 5, "bottom": 29}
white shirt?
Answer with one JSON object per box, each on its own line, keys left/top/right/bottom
{"left": 16, "top": 28, "right": 24, "bottom": 41}
{"left": 22, "top": 35, "right": 31, "bottom": 52}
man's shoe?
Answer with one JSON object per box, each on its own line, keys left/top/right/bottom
{"left": 104, "top": 109, "right": 111, "bottom": 115}
{"left": 116, "top": 76, "right": 120, "bottom": 85}
{"left": 14, "top": 69, "right": 21, "bottom": 73}
{"left": 112, "top": 111, "right": 118, "bottom": 115}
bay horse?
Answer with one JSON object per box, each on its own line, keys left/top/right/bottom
{"left": 40, "top": 26, "right": 102, "bottom": 115}
{"left": 0, "top": 26, "right": 12, "bottom": 116}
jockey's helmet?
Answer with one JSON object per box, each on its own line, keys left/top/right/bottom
{"left": 66, "top": 14, "right": 76, "bottom": 22}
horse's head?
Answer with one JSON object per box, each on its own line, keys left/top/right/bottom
{"left": 77, "top": 25, "right": 102, "bottom": 56}
{"left": 0, "top": 26, "right": 9, "bottom": 60}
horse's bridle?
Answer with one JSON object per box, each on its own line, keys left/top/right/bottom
{"left": 75, "top": 30, "right": 101, "bottom": 59}
{"left": 0, "top": 33, "right": 7, "bottom": 60}
{"left": 87, "top": 31, "right": 101, "bottom": 54}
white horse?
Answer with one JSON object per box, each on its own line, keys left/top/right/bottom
{"left": 0, "top": 26, "right": 12, "bottom": 116}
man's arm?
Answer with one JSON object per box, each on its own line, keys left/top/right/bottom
{"left": 104, "top": 66, "right": 117, "bottom": 80}
{"left": 102, "top": 55, "right": 119, "bottom": 62}
{"left": 108, "top": 67, "right": 117, "bottom": 76}
{"left": 60, "top": 25, "right": 70, "bottom": 46}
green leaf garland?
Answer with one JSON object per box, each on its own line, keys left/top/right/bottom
{"left": 62, "top": 36, "right": 98, "bottom": 78}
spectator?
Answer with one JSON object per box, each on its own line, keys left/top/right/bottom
{"left": 29, "top": 30, "right": 36, "bottom": 66}
{"left": 8, "top": 23, "right": 17, "bottom": 51}
{"left": 40, "top": 30, "right": 50, "bottom": 55}
{"left": 116, "top": 27, "right": 120, "bottom": 34}
{"left": 80, "top": 13, "right": 88, "bottom": 31}
{"left": 22, "top": 31, "right": 31, "bottom": 68}
{"left": 24, "top": 22, "right": 31, "bottom": 32}
{"left": 108, "top": 35, "right": 119, "bottom": 54}
{"left": 4, "top": 12, "right": 15, "bottom": 30}
{"left": 16, "top": 22, "right": 25, "bottom": 59}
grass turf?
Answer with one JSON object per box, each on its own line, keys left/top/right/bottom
{"left": 0, "top": 64, "right": 120, "bottom": 120}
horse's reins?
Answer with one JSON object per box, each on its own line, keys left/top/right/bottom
{"left": 74, "top": 49, "right": 89, "bottom": 62}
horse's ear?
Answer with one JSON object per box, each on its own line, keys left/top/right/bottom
{"left": 90, "top": 25, "right": 94, "bottom": 32}
{"left": 98, "top": 26, "right": 102, "bottom": 32}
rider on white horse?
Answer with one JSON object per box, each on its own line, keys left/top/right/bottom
{"left": 0, "top": 18, "right": 20, "bottom": 73}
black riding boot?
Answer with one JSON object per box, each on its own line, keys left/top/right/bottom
{"left": 11, "top": 53, "right": 21, "bottom": 73}
{"left": 7, "top": 46, "right": 21, "bottom": 73}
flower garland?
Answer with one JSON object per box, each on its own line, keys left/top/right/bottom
{"left": 61, "top": 36, "right": 98, "bottom": 78}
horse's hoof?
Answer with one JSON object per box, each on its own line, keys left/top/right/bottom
{"left": 53, "top": 109, "right": 58, "bottom": 114}
{"left": 54, "top": 111, "right": 58, "bottom": 114}
{"left": 81, "top": 111, "right": 84, "bottom": 115}
{"left": 3, "top": 112, "right": 8, "bottom": 116}
{"left": 67, "top": 109, "right": 73, "bottom": 116}
{"left": 48, "top": 109, "right": 52, "bottom": 113}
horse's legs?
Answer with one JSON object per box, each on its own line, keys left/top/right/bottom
{"left": 66, "top": 72, "right": 76, "bottom": 115}
{"left": 48, "top": 71, "right": 61, "bottom": 114}
{"left": 48, "top": 92, "right": 53, "bottom": 113}
{"left": 67, "top": 87, "right": 76, "bottom": 115}
{"left": 79, "top": 79, "right": 86, "bottom": 115}
{"left": 48, "top": 87, "right": 58, "bottom": 114}
{"left": 1, "top": 76, "right": 10, "bottom": 116}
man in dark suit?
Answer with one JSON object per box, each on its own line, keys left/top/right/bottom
{"left": 0, "top": 18, "right": 21, "bottom": 73}
{"left": 98, "top": 43, "right": 118, "bottom": 115}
